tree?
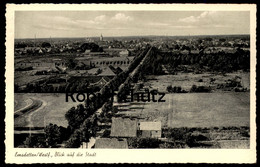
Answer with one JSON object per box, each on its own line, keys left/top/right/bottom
{"left": 167, "top": 85, "right": 173, "bottom": 92}
{"left": 190, "top": 85, "right": 197, "bottom": 92}
{"left": 23, "top": 135, "right": 44, "bottom": 148}
{"left": 96, "top": 68, "right": 102, "bottom": 75}
{"left": 101, "top": 101, "right": 112, "bottom": 115}
{"left": 80, "top": 43, "right": 102, "bottom": 52}
{"left": 65, "top": 58, "right": 76, "bottom": 69}
{"left": 65, "top": 104, "right": 87, "bottom": 131}
{"left": 41, "top": 42, "right": 51, "bottom": 48}
{"left": 101, "top": 129, "right": 111, "bottom": 137}
{"left": 65, "top": 129, "right": 82, "bottom": 148}
{"left": 128, "top": 138, "right": 161, "bottom": 148}
{"left": 79, "top": 115, "right": 98, "bottom": 143}
{"left": 64, "top": 115, "right": 98, "bottom": 148}
{"left": 44, "top": 123, "right": 65, "bottom": 147}
{"left": 14, "top": 84, "right": 19, "bottom": 92}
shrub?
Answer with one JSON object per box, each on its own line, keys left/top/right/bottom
{"left": 167, "top": 85, "right": 187, "bottom": 93}
{"left": 101, "top": 129, "right": 111, "bottom": 138}
{"left": 190, "top": 85, "right": 211, "bottom": 93}
{"left": 240, "top": 130, "right": 250, "bottom": 138}
{"left": 127, "top": 137, "right": 161, "bottom": 148}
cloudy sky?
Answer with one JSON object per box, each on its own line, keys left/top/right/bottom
{"left": 15, "top": 11, "right": 250, "bottom": 38}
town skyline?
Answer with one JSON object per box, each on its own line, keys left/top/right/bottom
{"left": 15, "top": 33, "right": 250, "bottom": 40}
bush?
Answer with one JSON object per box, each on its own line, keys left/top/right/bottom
{"left": 127, "top": 137, "right": 161, "bottom": 148}
{"left": 44, "top": 123, "right": 69, "bottom": 148}
{"left": 240, "top": 130, "right": 250, "bottom": 138}
{"left": 163, "top": 128, "right": 210, "bottom": 148}
{"left": 190, "top": 85, "right": 211, "bottom": 93}
{"left": 15, "top": 66, "right": 33, "bottom": 71}
{"left": 166, "top": 85, "right": 173, "bottom": 92}
{"left": 167, "top": 85, "right": 187, "bottom": 93}
{"left": 101, "top": 129, "right": 111, "bottom": 138}
{"left": 22, "top": 135, "right": 46, "bottom": 148}
{"left": 65, "top": 130, "right": 81, "bottom": 148}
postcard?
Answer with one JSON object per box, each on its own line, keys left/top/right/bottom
{"left": 5, "top": 4, "right": 257, "bottom": 163}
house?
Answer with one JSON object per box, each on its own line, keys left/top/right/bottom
{"left": 79, "top": 137, "right": 96, "bottom": 149}
{"left": 108, "top": 65, "right": 123, "bottom": 75}
{"left": 97, "top": 67, "right": 116, "bottom": 77}
{"left": 38, "top": 48, "right": 44, "bottom": 54}
{"left": 138, "top": 121, "right": 161, "bottom": 138}
{"left": 95, "top": 138, "right": 128, "bottom": 149}
{"left": 85, "top": 49, "right": 91, "bottom": 54}
{"left": 119, "top": 49, "right": 130, "bottom": 57}
{"left": 89, "top": 76, "right": 110, "bottom": 87}
{"left": 110, "top": 117, "right": 138, "bottom": 138}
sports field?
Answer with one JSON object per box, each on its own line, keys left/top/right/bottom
{"left": 119, "top": 92, "right": 250, "bottom": 128}
{"left": 14, "top": 93, "right": 83, "bottom": 127}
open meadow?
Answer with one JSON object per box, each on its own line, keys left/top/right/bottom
{"left": 145, "top": 72, "right": 250, "bottom": 92}
{"left": 119, "top": 92, "right": 250, "bottom": 128}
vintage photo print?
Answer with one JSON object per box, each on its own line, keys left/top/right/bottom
{"left": 5, "top": 4, "right": 256, "bottom": 163}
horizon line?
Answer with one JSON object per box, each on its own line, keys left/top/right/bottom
{"left": 15, "top": 34, "right": 250, "bottom": 40}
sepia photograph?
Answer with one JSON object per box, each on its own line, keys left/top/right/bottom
{"left": 5, "top": 4, "right": 256, "bottom": 163}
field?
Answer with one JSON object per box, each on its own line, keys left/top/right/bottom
{"left": 119, "top": 92, "right": 250, "bottom": 128}
{"left": 145, "top": 72, "right": 250, "bottom": 92}
{"left": 14, "top": 90, "right": 250, "bottom": 129}
{"left": 15, "top": 71, "right": 53, "bottom": 86}
{"left": 14, "top": 93, "right": 83, "bottom": 127}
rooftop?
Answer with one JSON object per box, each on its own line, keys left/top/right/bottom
{"left": 110, "top": 117, "right": 137, "bottom": 137}
{"left": 98, "top": 67, "right": 116, "bottom": 77}
{"left": 139, "top": 121, "right": 161, "bottom": 131}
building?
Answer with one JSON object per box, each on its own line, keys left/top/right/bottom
{"left": 89, "top": 52, "right": 109, "bottom": 57}
{"left": 97, "top": 67, "right": 116, "bottom": 77}
{"left": 89, "top": 76, "right": 111, "bottom": 87}
{"left": 95, "top": 138, "right": 128, "bottom": 149}
{"left": 119, "top": 49, "right": 130, "bottom": 57}
{"left": 85, "top": 49, "right": 91, "bottom": 54}
{"left": 100, "top": 34, "right": 103, "bottom": 41}
{"left": 69, "top": 75, "right": 112, "bottom": 88}
{"left": 79, "top": 137, "right": 96, "bottom": 149}
{"left": 110, "top": 117, "right": 138, "bottom": 138}
{"left": 90, "top": 57, "right": 134, "bottom": 67}
{"left": 15, "top": 61, "right": 55, "bottom": 69}
{"left": 138, "top": 121, "right": 161, "bottom": 138}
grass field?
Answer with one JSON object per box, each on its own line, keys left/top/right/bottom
{"left": 15, "top": 91, "right": 250, "bottom": 129}
{"left": 15, "top": 71, "right": 52, "bottom": 86}
{"left": 119, "top": 92, "right": 250, "bottom": 128}
{"left": 145, "top": 72, "right": 250, "bottom": 92}
{"left": 14, "top": 96, "right": 29, "bottom": 111}
{"left": 14, "top": 93, "right": 83, "bottom": 127}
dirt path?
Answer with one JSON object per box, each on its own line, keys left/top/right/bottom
{"left": 27, "top": 98, "right": 47, "bottom": 127}
{"left": 14, "top": 98, "right": 33, "bottom": 114}
{"left": 14, "top": 98, "right": 44, "bottom": 127}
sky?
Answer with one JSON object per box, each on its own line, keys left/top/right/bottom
{"left": 15, "top": 11, "right": 250, "bottom": 38}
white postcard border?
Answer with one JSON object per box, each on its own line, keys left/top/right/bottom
{"left": 5, "top": 4, "right": 257, "bottom": 164}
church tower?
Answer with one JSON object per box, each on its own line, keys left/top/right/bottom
{"left": 100, "top": 34, "right": 103, "bottom": 41}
